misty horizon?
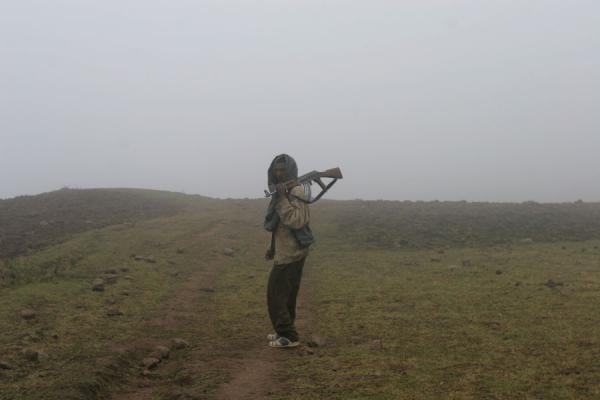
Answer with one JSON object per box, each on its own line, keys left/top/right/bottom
{"left": 2, "top": 1, "right": 599, "bottom": 203}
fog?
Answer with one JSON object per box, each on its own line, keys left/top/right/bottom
{"left": 1, "top": 1, "right": 599, "bottom": 202}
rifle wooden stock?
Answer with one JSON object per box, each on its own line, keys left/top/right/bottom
{"left": 320, "top": 167, "right": 343, "bottom": 180}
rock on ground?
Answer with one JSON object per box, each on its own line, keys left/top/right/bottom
{"left": 92, "top": 279, "right": 105, "bottom": 291}
{"left": 134, "top": 255, "right": 156, "bottom": 263}
{"left": 103, "top": 274, "right": 119, "bottom": 284}
{"left": 142, "top": 357, "right": 160, "bottom": 369}
{"left": 171, "top": 338, "right": 190, "bottom": 349}
{"left": 0, "top": 361, "right": 13, "bottom": 370}
{"left": 153, "top": 345, "right": 170, "bottom": 360}
{"left": 22, "top": 349, "right": 48, "bottom": 362}
{"left": 20, "top": 309, "right": 37, "bottom": 320}
{"left": 370, "top": 339, "right": 383, "bottom": 350}
{"left": 307, "top": 335, "right": 327, "bottom": 348}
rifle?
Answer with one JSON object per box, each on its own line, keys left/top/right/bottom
{"left": 264, "top": 167, "right": 343, "bottom": 204}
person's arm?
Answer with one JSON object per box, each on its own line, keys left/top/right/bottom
{"left": 275, "top": 186, "right": 309, "bottom": 229}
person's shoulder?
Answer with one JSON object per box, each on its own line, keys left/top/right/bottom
{"left": 290, "top": 185, "right": 308, "bottom": 202}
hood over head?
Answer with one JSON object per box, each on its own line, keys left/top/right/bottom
{"left": 267, "top": 153, "right": 298, "bottom": 188}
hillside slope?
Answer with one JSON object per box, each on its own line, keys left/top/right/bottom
{"left": 2, "top": 189, "right": 600, "bottom": 399}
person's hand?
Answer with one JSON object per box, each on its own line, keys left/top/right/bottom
{"left": 275, "top": 183, "right": 287, "bottom": 196}
{"left": 265, "top": 248, "right": 274, "bottom": 260}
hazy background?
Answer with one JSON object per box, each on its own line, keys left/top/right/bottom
{"left": 1, "top": 1, "right": 599, "bottom": 202}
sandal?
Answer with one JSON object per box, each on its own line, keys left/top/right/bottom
{"left": 269, "top": 336, "right": 299, "bottom": 348}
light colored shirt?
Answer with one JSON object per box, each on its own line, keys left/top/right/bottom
{"left": 272, "top": 185, "right": 310, "bottom": 265}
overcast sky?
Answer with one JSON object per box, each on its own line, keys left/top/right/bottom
{"left": 1, "top": 1, "right": 599, "bottom": 202}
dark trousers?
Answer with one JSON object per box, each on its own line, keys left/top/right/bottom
{"left": 267, "top": 256, "right": 306, "bottom": 342}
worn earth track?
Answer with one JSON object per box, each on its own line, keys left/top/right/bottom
{"left": 109, "top": 222, "right": 226, "bottom": 400}
{"left": 111, "top": 262, "right": 221, "bottom": 400}
{"left": 213, "top": 264, "right": 313, "bottom": 400}
{"left": 109, "top": 210, "right": 314, "bottom": 400}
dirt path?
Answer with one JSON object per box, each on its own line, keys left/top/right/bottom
{"left": 213, "top": 264, "right": 313, "bottom": 400}
{"left": 112, "top": 262, "right": 221, "bottom": 400}
{"left": 110, "top": 216, "right": 314, "bottom": 400}
{"left": 212, "top": 346, "right": 284, "bottom": 400}
{"left": 110, "top": 222, "right": 225, "bottom": 400}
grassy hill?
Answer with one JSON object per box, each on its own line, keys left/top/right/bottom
{"left": 0, "top": 188, "right": 203, "bottom": 259}
{"left": 1, "top": 189, "right": 599, "bottom": 399}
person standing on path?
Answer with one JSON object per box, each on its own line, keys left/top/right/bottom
{"left": 264, "top": 154, "right": 314, "bottom": 348}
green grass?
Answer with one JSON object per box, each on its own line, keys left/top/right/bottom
{"left": 2, "top": 189, "right": 600, "bottom": 399}
{"left": 0, "top": 208, "right": 236, "bottom": 399}
{"left": 275, "top": 241, "right": 600, "bottom": 399}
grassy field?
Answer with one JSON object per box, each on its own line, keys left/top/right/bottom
{"left": 280, "top": 241, "right": 600, "bottom": 399}
{"left": 1, "top": 189, "right": 600, "bottom": 399}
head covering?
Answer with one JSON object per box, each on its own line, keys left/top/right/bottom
{"left": 267, "top": 153, "right": 298, "bottom": 190}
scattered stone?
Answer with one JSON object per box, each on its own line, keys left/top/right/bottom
{"left": 22, "top": 349, "right": 38, "bottom": 361}
{"left": 106, "top": 298, "right": 117, "bottom": 305}
{"left": 171, "top": 338, "right": 189, "bottom": 349}
{"left": 350, "top": 336, "right": 362, "bottom": 344}
{"left": 105, "top": 268, "right": 118, "bottom": 274}
{"left": 124, "top": 276, "right": 133, "bottom": 281}
{"left": 462, "top": 260, "right": 472, "bottom": 267}
{"left": 223, "top": 248, "right": 235, "bottom": 256}
{"left": 521, "top": 238, "right": 534, "bottom": 244}
{"left": 495, "top": 270, "right": 503, "bottom": 275}
{"left": 20, "top": 309, "right": 37, "bottom": 320}
{"left": 430, "top": 258, "right": 441, "bottom": 263}
{"left": 120, "top": 267, "right": 130, "bottom": 272}
{"left": 92, "top": 279, "right": 105, "bottom": 292}
{"left": 37, "top": 351, "right": 49, "bottom": 362}
{"left": 176, "top": 248, "right": 185, "bottom": 254}
{"left": 142, "top": 369, "right": 159, "bottom": 377}
{"left": 370, "top": 339, "right": 383, "bottom": 350}
{"left": 247, "top": 273, "right": 256, "bottom": 279}
{"left": 545, "top": 279, "right": 564, "bottom": 289}
{"left": 331, "top": 359, "right": 341, "bottom": 371}
{"left": 447, "top": 265, "right": 459, "bottom": 271}
{"left": 51, "top": 333, "right": 59, "bottom": 340}
{"left": 142, "top": 357, "right": 160, "bottom": 369}
{"left": 307, "top": 335, "right": 326, "bottom": 348}
{"left": 515, "top": 282, "right": 522, "bottom": 287}
{"left": 134, "top": 255, "right": 156, "bottom": 263}
{"left": 103, "top": 274, "right": 118, "bottom": 284}
{"left": 0, "top": 361, "right": 13, "bottom": 370}
{"left": 39, "top": 220, "right": 49, "bottom": 226}
{"left": 106, "top": 308, "right": 123, "bottom": 317}
{"left": 300, "top": 346, "right": 315, "bottom": 355}
{"left": 22, "top": 349, "right": 47, "bottom": 362}
{"left": 153, "top": 345, "right": 170, "bottom": 360}
{"left": 121, "top": 291, "right": 130, "bottom": 296}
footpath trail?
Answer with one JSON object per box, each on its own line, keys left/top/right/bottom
{"left": 213, "top": 271, "right": 313, "bottom": 400}
{"left": 110, "top": 211, "right": 315, "bottom": 400}
{"left": 110, "top": 221, "right": 225, "bottom": 400}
